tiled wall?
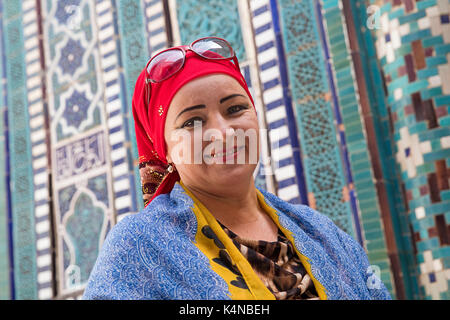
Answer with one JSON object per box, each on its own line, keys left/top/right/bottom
{"left": 320, "top": 0, "right": 398, "bottom": 297}
{"left": 371, "top": 0, "right": 450, "bottom": 299}
{"left": 1, "top": 0, "right": 448, "bottom": 300}
{"left": 0, "top": 0, "right": 10, "bottom": 299}
{"left": 2, "top": 0, "right": 39, "bottom": 299}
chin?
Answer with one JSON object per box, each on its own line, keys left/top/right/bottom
{"left": 210, "top": 163, "right": 256, "bottom": 182}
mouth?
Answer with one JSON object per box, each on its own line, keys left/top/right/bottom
{"left": 205, "top": 145, "right": 245, "bottom": 160}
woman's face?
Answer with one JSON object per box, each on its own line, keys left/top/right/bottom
{"left": 164, "top": 73, "right": 260, "bottom": 193}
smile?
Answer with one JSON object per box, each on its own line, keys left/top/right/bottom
{"left": 205, "top": 145, "right": 245, "bottom": 159}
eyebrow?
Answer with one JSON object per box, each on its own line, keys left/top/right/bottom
{"left": 175, "top": 104, "right": 206, "bottom": 121}
{"left": 219, "top": 93, "right": 246, "bottom": 104}
{"left": 175, "top": 94, "right": 246, "bottom": 121}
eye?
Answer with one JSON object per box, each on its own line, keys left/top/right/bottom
{"left": 181, "top": 117, "right": 203, "bottom": 128}
{"left": 228, "top": 105, "right": 248, "bottom": 114}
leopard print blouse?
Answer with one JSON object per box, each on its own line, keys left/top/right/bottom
{"left": 219, "top": 222, "right": 320, "bottom": 300}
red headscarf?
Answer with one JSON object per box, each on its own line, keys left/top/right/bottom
{"left": 132, "top": 48, "right": 255, "bottom": 207}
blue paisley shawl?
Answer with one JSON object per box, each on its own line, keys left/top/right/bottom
{"left": 83, "top": 181, "right": 391, "bottom": 300}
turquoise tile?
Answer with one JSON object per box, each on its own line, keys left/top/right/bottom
{"left": 416, "top": 162, "right": 435, "bottom": 175}
{"left": 404, "top": 175, "right": 428, "bottom": 190}
{"left": 408, "top": 121, "right": 428, "bottom": 135}
{"left": 423, "top": 35, "right": 444, "bottom": 48}
{"left": 322, "top": 0, "right": 339, "bottom": 10}
{"left": 425, "top": 201, "right": 450, "bottom": 215}
{"left": 409, "top": 21, "right": 419, "bottom": 33}
{"left": 417, "top": 67, "right": 438, "bottom": 79}
{"left": 439, "top": 115, "right": 450, "bottom": 127}
{"left": 395, "top": 43, "right": 412, "bottom": 57}
{"left": 433, "top": 246, "right": 450, "bottom": 259}
{"left": 336, "top": 67, "right": 352, "bottom": 79}
{"left": 360, "top": 207, "right": 382, "bottom": 220}
{"left": 380, "top": 2, "right": 392, "bottom": 15}
{"left": 403, "top": 79, "right": 429, "bottom": 95}
{"left": 339, "top": 85, "right": 356, "bottom": 97}
{"left": 418, "top": 127, "right": 450, "bottom": 141}
{"left": 398, "top": 10, "right": 426, "bottom": 25}
{"left": 423, "top": 148, "right": 450, "bottom": 162}
{"left": 408, "top": 195, "right": 431, "bottom": 211}
{"left": 363, "top": 219, "right": 383, "bottom": 231}
{"left": 425, "top": 56, "right": 447, "bottom": 68}
{"left": 441, "top": 190, "right": 450, "bottom": 201}
{"left": 356, "top": 189, "right": 378, "bottom": 201}
{"left": 387, "top": 75, "right": 408, "bottom": 91}
{"left": 401, "top": 29, "right": 431, "bottom": 43}
{"left": 417, "top": 238, "right": 440, "bottom": 252}
{"left": 388, "top": 7, "right": 404, "bottom": 20}
{"left": 421, "top": 86, "right": 442, "bottom": 100}
{"left": 435, "top": 43, "right": 450, "bottom": 56}
{"left": 416, "top": 0, "right": 437, "bottom": 10}
{"left": 384, "top": 56, "right": 405, "bottom": 75}
{"left": 346, "top": 131, "right": 365, "bottom": 143}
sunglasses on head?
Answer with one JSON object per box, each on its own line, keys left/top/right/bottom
{"left": 144, "top": 36, "right": 240, "bottom": 107}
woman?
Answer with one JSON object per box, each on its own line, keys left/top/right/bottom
{"left": 83, "top": 37, "right": 391, "bottom": 300}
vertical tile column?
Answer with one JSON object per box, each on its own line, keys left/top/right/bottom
{"left": 0, "top": 0, "right": 11, "bottom": 299}
{"left": 114, "top": 0, "right": 148, "bottom": 213}
{"left": 23, "top": 0, "right": 53, "bottom": 300}
{"left": 276, "top": 0, "right": 356, "bottom": 236}
{"left": 95, "top": 0, "right": 138, "bottom": 219}
{"left": 2, "top": 0, "right": 38, "bottom": 299}
{"left": 248, "top": 0, "right": 305, "bottom": 203}
{"left": 372, "top": 0, "right": 450, "bottom": 300}
{"left": 142, "top": 0, "right": 170, "bottom": 55}
{"left": 42, "top": 0, "right": 117, "bottom": 297}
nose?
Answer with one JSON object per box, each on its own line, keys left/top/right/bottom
{"left": 207, "top": 113, "right": 236, "bottom": 140}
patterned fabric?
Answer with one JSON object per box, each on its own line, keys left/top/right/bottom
{"left": 219, "top": 223, "right": 319, "bottom": 300}
{"left": 82, "top": 181, "right": 392, "bottom": 300}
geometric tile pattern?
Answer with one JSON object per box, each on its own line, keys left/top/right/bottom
{"left": 373, "top": 0, "right": 450, "bottom": 300}
{"left": 175, "top": 0, "right": 247, "bottom": 61}
{"left": 2, "top": 0, "right": 39, "bottom": 300}
{"left": 248, "top": 0, "right": 305, "bottom": 204}
{"left": 114, "top": 0, "right": 149, "bottom": 217}
{"left": 142, "top": 0, "right": 169, "bottom": 55}
{"left": 94, "top": 0, "right": 138, "bottom": 219}
{"left": 22, "top": 0, "right": 53, "bottom": 300}
{"left": 0, "top": 0, "right": 11, "bottom": 300}
{"left": 320, "top": 0, "right": 399, "bottom": 298}
{"left": 1, "top": 0, "right": 448, "bottom": 301}
{"left": 42, "top": 0, "right": 116, "bottom": 298}
{"left": 276, "top": 0, "right": 356, "bottom": 236}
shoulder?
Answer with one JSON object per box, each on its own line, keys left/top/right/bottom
{"left": 258, "top": 187, "right": 340, "bottom": 237}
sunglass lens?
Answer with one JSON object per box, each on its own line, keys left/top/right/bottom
{"left": 192, "top": 38, "right": 233, "bottom": 59}
{"left": 147, "top": 49, "right": 184, "bottom": 82}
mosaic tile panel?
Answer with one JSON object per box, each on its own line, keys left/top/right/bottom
{"left": 248, "top": 0, "right": 305, "bottom": 203}
{"left": 175, "top": 0, "right": 246, "bottom": 61}
{"left": 372, "top": 0, "right": 450, "bottom": 300}
{"left": 320, "top": 0, "right": 406, "bottom": 298}
{"left": 276, "top": 0, "right": 355, "bottom": 236}
{"left": 351, "top": 0, "right": 421, "bottom": 299}
{"left": 2, "top": 0, "right": 38, "bottom": 299}
{"left": 114, "top": 0, "right": 149, "bottom": 215}
{"left": 0, "top": 0, "right": 11, "bottom": 299}
{"left": 42, "top": 0, "right": 116, "bottom": 296}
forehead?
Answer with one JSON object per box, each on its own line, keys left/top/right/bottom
{"left": 171, "top": 73, "right": 245, "bottom": 103}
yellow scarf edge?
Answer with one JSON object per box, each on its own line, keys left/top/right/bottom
{"left": 255, "top": 188, "right": 328, "bottom": 300}
{"left": 178, "top": 181, "right": 275, "bottom": 300}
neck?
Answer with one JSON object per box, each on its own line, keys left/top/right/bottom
{"left": 182, "top": 177, "right": 265, "bottom": 227}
